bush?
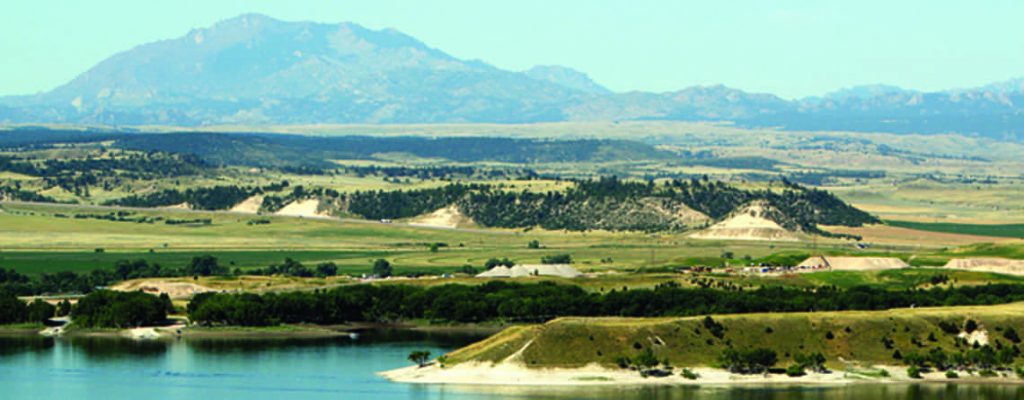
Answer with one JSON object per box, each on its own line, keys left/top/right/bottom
{"left": 540, "top": 254, "right": 572, "bottom": 264}
{"left": 720, "top": 348, "right": 777, "bottom": 374}
{"left": 680, "top": 368, "right": 699, "bottom": 380}
{"left": 907, "top": 366, "right": 922, "bottom": 379}
{"left": 785, "top": 364, "right": 806, "bottom": 377}
{"left": 945, "top": 370, "right": 959, "bottom": 379}
{"left": 979, "top": 369, "right": 998, "bottom": 378}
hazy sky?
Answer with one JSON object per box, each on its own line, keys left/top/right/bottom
{"left": 2, "top": 0, "right": 1022, "bottom": 98}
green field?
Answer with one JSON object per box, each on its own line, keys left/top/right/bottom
{"left": 1, "top": 202, "right": 869, "bottom": 276}
{"left": 887, "top": 220, "right": 1024, "bottom": 239}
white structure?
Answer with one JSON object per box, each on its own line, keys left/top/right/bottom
{"left": 797, "top": 256, "right": 908, "bottom": 271}
{"left": 476, "top": 264, "right": 582, "bottom": 278}
{"left": 943, "top": 258, "right": 1024, "bottom": 276}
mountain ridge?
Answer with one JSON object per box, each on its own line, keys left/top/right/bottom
{"left": 1, "top": 13, "right": 1021, "bottom": 140}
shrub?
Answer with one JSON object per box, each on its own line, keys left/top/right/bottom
{"left": 785, "top": 364, "right": 806, "bottom": 377}
{"left": 945, "top": 370, "right": 959, "bottom": 379}
{"left": 907, "top": 366, "right": 922, "bottom": 379}
{"left": 680, "top": 368, "right": 699, "bottom": 380}
{"left": 720, "top": 348, "right": 777, "bottom": 374}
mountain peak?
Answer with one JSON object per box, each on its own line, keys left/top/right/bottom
{"left": 822, "top": 84, "right": 913, "bottom": 100}
{"left": 525, "top": 65, "right": 611, "bottom": 94}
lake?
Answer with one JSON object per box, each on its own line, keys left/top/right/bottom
{"left": 2, "top": 331, "right": 1023, "bottom": 399}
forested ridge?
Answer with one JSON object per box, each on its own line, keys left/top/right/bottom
{"left": 337, "top": 177, "right": 877, "bottom": 232}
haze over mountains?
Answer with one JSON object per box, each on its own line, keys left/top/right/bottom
{"left": 1, "top": 13, "right": 1022, "bottom": 141}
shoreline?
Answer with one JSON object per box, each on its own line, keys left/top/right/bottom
{"left": 380, "top": 362, "right": 1024, "bottom": 387}
{"left": 2, "top": 321, "right": 501, "bottom": 340}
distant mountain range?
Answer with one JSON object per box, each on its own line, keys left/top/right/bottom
{"left": 1, "top": 13, "right": 1022, "bottom": 140}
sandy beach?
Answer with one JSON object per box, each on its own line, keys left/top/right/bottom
{"left": 381, "top": 361, "right": 1024, "bottom": 387}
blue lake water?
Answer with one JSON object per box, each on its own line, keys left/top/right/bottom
{"left": 2, "top": 331, "right": 1023, "bottom": 399}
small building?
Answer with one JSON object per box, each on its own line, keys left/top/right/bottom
{"left": 476, "top": 264, "right": 582, "bottom": 279}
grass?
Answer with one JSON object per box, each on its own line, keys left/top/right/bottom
{"left": 886, "top": 220, "right": 1024, "bottom": 239}
{"left": 443, "top": 302, "right": 1024, "bottom": 369}
{"left": 0, "top": 202, "right": 881, "bottom": 276}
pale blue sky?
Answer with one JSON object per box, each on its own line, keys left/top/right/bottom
{"left": 2, "top": 0, "right": 1022, "bottom": 99}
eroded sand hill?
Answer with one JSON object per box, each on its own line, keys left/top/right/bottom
{"left": 691, "top": 201, "right": 799, "bottom": 241}
{"left": 274, "top": 199, "right": 329, "bottom": 218}
{"left": 409, "top": 205, "right": 476, "bottom": 229}
{"left": 230, "top": 195, "right": 264, "bottom": 213}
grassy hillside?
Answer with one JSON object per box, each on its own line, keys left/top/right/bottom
{"left": 443, "top": 303, "right": 1024, "bottom": 369}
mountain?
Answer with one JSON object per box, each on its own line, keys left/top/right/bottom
{"left": 0, "top": 13, "right": 1022, "bottom": 141}
{"left": 524, "top": 65, "right": 610, "bottom": 94}
{"left": 0, "top": 14, "right": 581, "bottom": 124}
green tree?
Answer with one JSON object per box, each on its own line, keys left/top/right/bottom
{"left": 185, "top": 255, "right": 225, "bottom": 276}
{"left": 0, "top": 293, "right": 27, "bottom": 323}
{"left": 408, "top": 350, "right": 432, "bottom": 367}
{"left": 315, "top": 262, "right": 339, "bottom": 277}
{"left": 57, "top": 299, "right": 72, "bottom": 317}
{"left": 26, "top": 299, "right": 55, "bottom": 323}
{"left": 527, "top": 240, "right": 541, "bottom": 249}
{"left": 373, "top": 259, "right": 393, "bottom": 278}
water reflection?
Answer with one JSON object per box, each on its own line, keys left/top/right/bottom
{"left": 185, "top": 329, "right": 488, "bottom": 354}
{"left": 3, "top": 332, "right": 1024, "bottom": 400}
{"left": 66, "top": 336, "right": 169, "bottom": 359}
{"left": 0, "top": 335, "right": 55, "bottom": 356}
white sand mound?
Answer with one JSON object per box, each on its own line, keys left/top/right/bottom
{"left": 943, "top": 258, "right": 1024, "bottom": 276}
{"left": 959, "top": 329, "right": 989, "bottom": 346}
{"left": 797, "top": 256, "right": 908, "bottom": 271}
{"left": 111, "top": 279, "right": 215, "bottom": 299}
{"left": 409, "top": 205, "right": 476, "bottom": 229}
{"left": 230, "top": 195, "right": 264, "bottom": 213}
{"left": 691, "top": 201, "right": 799, "bottom": 242}
{"left": 477, "top": 264, "right": 582, "bottom": 278}
{"left": 275, "top": 199, "right": 329, "bottom": 218}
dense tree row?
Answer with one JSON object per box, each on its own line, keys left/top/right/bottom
{"left": 104, "top": 181, "right": 292, "bottom": 210}
{"left": 0, "top": 257, "right": 229, "bottom": 296}
{"left": 188, "top": 281, "right": 1024, "bottom": 326}
{"left": 106, "top": 185, "right": 253, "bottom": 210}
{"left": 0, "top": 292, "right": 56, "bottom": 324}
{"left": 71, "top": 290, "right": 170, "bottom": 328}
{"left": 337, "top": 165, "right": 540, "bottom": 181}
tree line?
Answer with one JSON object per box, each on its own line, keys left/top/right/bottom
{"left": 187, "top": 281, "right": 1024, "bottom": 326}
{"left": 0, "top": 257, "right": 230, "bottom": 296}
{"left": 104, "top": 181, "right": 289, "bottom": 210}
